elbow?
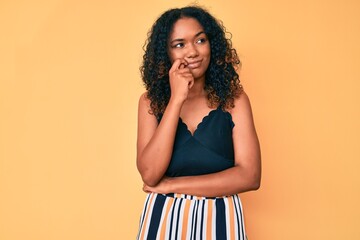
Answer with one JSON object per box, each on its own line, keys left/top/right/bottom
{"left": 137, "top": 152, "right": 164, "bottom": 187}
{"left": 250, "top": 174, "right": 261, "bottom": 191}
{"left": 137, "top": 160, "right": 159, "bottom": 187}
{"left": 142, "top": 175, "right": 160, "bottom": 187}
{"left": 248, "top": 162, "right": 261, "bottom": 191}
{"left": 252, "top": 179, "right": 261, "bottom": 191}
{"left": 138, "top": 168, "right": 161, "bottom": 187}
{"left": 243, "top": 168, "right": 261, "bottom": 191}
{"left": 236, "top": 165, "right": 261, "bottom": 192}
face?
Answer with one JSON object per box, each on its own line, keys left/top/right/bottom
{"left": 167, "top": 17, "right": 211, "bottom": 80}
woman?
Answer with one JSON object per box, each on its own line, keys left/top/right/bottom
{"left": 136, "top": 6, "right": 261, "bottom": 240}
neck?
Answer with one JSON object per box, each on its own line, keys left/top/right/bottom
{"left": 188, "top": 77, "right": 206, "bottom": 99}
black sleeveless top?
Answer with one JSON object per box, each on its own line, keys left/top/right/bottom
{"left": 159, "top": 106, "right": 235, "bottom": 177}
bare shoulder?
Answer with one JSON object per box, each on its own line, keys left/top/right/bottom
{"left": 138, "top": 92, "right": 151, "bottom": 114}
{"left": 226, "top": 91, "right": 256, "bottom": 134}
{"left": 138, "top": 91, "right": 150, "bottom": 108}
{"left": 138, "top": 91, "right": 157, "bottom": 122}
{"left": 228, "top": 91, "right": 253, "bottom": 116}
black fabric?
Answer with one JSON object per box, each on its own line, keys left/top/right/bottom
{"left": 216, "top": 198, "right": 227, "bottom": 239}
{"left": 147, "top": 194, "right": 166, "bottom": 239}
{"left": 160, "top": 107, "right": 235, "bottom": 177}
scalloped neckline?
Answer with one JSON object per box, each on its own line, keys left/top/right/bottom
{"left": 179, "top": 107, "right": 220, "bottom": 137}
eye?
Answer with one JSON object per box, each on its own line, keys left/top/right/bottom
{"left": 172, "top": 42, "right": 184, "bottom": 48}
{"left": 196, "top": 38, "right": 207, "bottom": 44}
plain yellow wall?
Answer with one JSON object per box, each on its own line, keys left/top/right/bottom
{"left": 1, "top": 0, "right": 359, "bottom": 239}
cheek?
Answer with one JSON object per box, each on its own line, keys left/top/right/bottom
{"left": 205, "top": 45, "right": 211, "bottom": 58}
{"left": 203, "top": 52, "right": 211, "bottom": 70}
{"left": 202, "top": 47, "right": 211, "bottom": 63}
{"left": 167, "top": 46, "right": 183, "bottom": 62}
{"left": 168, "top": 51, "right": 182, "bottom": 63}
{"left": 200, "top": 44, "right": 211, "bottom": 59}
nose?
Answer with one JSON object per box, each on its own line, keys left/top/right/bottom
{"left": 186, "top": 43, "right": 199, "bottom": 58}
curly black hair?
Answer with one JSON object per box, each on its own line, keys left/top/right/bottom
{"left": 140, "top": 6, "right": 243, "bottom": 119}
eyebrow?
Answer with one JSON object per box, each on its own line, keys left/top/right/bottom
{"left": 169, "top": 31, "right": 206, "bottom": 44}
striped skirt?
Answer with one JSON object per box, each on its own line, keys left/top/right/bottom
{"left": 137, "top": 193, "right": 247, "bottom": 240}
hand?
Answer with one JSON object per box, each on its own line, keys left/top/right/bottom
{"left": 142, "top": 176, "right": 172, "bottom": 194}
{"left": 168, "top": 59, "right": 194, "bottom": 103}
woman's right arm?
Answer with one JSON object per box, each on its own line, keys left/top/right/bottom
{"left": 136, "top": 59, "right": 193, "bottom": 186}
{"left": 136, "top": 94, "right": 182, "bottom": 186}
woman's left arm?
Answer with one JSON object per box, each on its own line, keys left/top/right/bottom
{"left": 143, "top": 92, "right": 261, "bottom": 197}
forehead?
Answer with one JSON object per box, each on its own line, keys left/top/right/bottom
{"left": 169, "top": 17, "right": 205, "bottom": 39}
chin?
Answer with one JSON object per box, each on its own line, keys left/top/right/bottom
{"left": 190, "top": 69, "right": 206, "bottom": 80}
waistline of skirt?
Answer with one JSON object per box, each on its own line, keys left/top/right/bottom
{"left": 163, "top": 193, "right": 239, "bottom": 200}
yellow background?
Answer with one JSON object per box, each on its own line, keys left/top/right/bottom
{"left": 1, "top": 0, "right": 359, "bottom": 239}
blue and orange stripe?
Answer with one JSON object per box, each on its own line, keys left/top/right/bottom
{"left": 137, "top": 193, "right": 247, "bottom": 240}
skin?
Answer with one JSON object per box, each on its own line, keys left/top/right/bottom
{"left": 137, "top": 17, "right": 261, "bottom": 197}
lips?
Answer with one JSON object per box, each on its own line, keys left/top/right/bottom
{"left": 186, "top": 60, "right": 202, "bottom": 69}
